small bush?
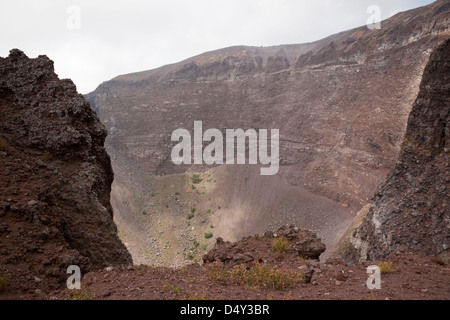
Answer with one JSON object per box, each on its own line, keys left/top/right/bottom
{"left": 206, "top": 262, "right": 229, "bottom": 282}
{"left": 377, "top": 261, "right": 396, "bottom": 274}
{"left": 187, "top": 213, "right": 194, "bottom": 220}
{"left": 204, "top": 232, "right": 213, "bottom": 239}
{"left": 272, "top": 237, "right": 290, "bottom": 253}
{"left": 70, "top": 288, "right": 95, "bottom": 300}
{"left": 191, "top": 174, "right": 203, "bottom": 184}
{"left": 142, "top": 210, "right": 147, "bottom": 215}
{"left": 0, "top": 275, "right": 10, "bottom": 292}
{"left": 191, "top": 208, "right": 196, "bottom": 214}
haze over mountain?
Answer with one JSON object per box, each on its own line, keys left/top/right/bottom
{"left": 86, "top": 0, "right": 449, "bottom": 266}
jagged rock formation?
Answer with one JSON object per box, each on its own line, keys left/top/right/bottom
{"left": 0, "top": 50, "right": 132, "bottom": 288}
{"left": 344, "top": 38, "right": 450, "bottom": 262}
{"left": 202, "top": 225, "right": 326, "bottom": 267}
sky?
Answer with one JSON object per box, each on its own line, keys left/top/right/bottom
{"left": 0, "top": 0, "right": 435, "bottom": 94}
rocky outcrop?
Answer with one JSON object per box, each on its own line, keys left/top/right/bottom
{"left": 346, "top": 38, "right": 450, "bottom": 261}
{"left": 0, "top": 49, "right": 132, "bottom": 288}
{"left": 202, "top": 225, "right": 326, "bottom": 267}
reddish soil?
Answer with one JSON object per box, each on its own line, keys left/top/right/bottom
{"left": 1, "top": 247, "right": 448, "bottom": 301}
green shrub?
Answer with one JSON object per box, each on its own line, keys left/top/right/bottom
{"left": 187, "top": 213, "right": 194, "bottom": 220}
{"left": 191, "top": 174, "right": 203, "bottom": 184}
{"left": 204, "top": 232, "right": 213, "bottom": 239}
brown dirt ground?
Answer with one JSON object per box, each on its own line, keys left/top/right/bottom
{"left": 1, "top": 249, "right": 448, "bottom": 301}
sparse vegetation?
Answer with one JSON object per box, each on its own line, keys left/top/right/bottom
{"left": 0, "top": 275, "right": 10, "bottom": 292}
{"left": 202, "top": 244, "right": 208, "bottom": 250}
{"left": 204, "top": 232, "right": 213, "bottom": 239}
{"left": 231, "top": 262, "right": 303, "bottom": 290}
{"left": 163, "top": 283, "right": 183, "bottom": 293}
{"left": 191, "top": 174, "right": 203, "bottom": 184}
{"left": 377, "top": 261, "right": 396, "bottom": 274}
{"left": 205, "top": 262, "right": 230, "bottom": 282}
{"left": 206, "top": 262, "right": 303, "bottom": 290}
{"left": 210, "top": 224, "right": 214, "bottom": 229}
{"left": 187, "top": 213, "right": 195, "bottom": 220}
{"left": 70, "top": 288, "right": 95, "bottom": 300}
{"left": 191, "top": 208, "right": 196, "bottom": 214}
{"left": 272, "top": 237, "right": 290, "bottom": 253}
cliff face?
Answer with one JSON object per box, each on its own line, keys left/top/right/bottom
{"left": 0, "top": 50, "right": 132, "bottom": 288}
{"left": 87, "top": 0, "right": 450, "bottom": 211}
{"left": 348, "top": 38, "right": 450, "bottom": 261}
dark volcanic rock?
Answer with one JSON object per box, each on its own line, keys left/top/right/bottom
{"left": 202, "top": 225, "right": 326, "bottom": 267}
{"left": 0, "top": 49, "right": 132, "bottom": 288}
{"left": 348, "top": 38, "right": 450, "bottom": 261}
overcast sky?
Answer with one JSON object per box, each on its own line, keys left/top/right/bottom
{"left": 0, "top": 0, "right": 435, "bottom": 94}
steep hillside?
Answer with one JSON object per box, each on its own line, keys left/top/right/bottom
{"left": 341, "top": 38, "right": 450, "bottom": 262}
{"left": 0, "top": 50, "right": 132, "bottom": 292}
{"left": 85, "top": 0, "right": 450, "bottom": 265}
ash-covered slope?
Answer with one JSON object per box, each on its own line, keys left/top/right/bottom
{"left": 0, "top": 50, "right": 132, "bottom": 289}
{"left": 346, "top": 38, "right": 450, "bottom": 261}
{"left": 87, "top": 0, "right": 450, "bottom": 211}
